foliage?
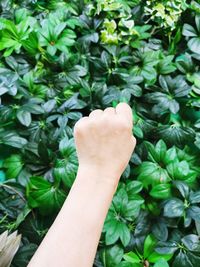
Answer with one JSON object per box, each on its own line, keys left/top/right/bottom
{"left": 145, "top": 0, "right": 188, "bottom": 30}
{"left": 0, "top": 0, "right": 200, "bottom": 267}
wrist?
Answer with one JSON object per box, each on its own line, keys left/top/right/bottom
{"left": 76, "top": 164, "right": 120, "bottom": 191}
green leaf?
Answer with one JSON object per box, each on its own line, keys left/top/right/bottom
{"left": 11, "top": 243, "right": 37, "bottom": 267}
{"left": 166, "top": 160, "right": 190, "bottom": 180}
{"left": 23, "top": 104, "right": 44, "bottom": 114}
{"left": 17, "top": 110, "right": 31, "bottom": 127}
{"left": 176, "top": 54, "right": 194, "bottom": 74}
{"left": 150, "top": 184, "right": 172, "bottom": 199}
{"left": 148, "top": 252, "right": 173, "bottom": 263}
{"left": 153, "top": 259, "right": 169, "bottom": 267}
{"left": 144, "top": 234, "right": 157, "bottom": 259}
{"left": 173, "top": 251, "right": 193, "bottom": 267}
{"left": 195, "top": 15, "right": 200, "bottom": 32}
{"left": 173, "top": 181, "right": 190, "bottom": 199}
{"left": 188, "top": 37, "right": 200, "bottom": 54}
{"left": 182, "top": 234, "right": 200, "bottom": 252}
{"left": 163, "top": 198, "right": 185, "bottom": 218}
{"left": 0, "top": 86, "right": 8, "bottom": 96}
{"left": 47, "top": 44, "right": 57, "bottom": 56}
{"left": 22, "top": 31, "right": 39, "bottom": 55}
{"left": 155, "top": 139, "right": 167, "bottom": 161}
{"left": 136, "top": 162, "right": 170, "bottom": 188}
{"left": 0, "top": 38, "right": 18, "bottom": 50}
{"left": 145, "top": 141, "right": 159, "bottom": 163}
{"left": 189, "top": 191, "right": 200, "bottom": 204}
{"left": 105, "top": 219, "right": 121, "bottom": 245}
{"left": 123, "top": 199, "right": 144, "bottom": 218}
{"left": 15, "top": 8, "right": 29, "bottom": 24}
{"left": 53, "top": 161, "right": 77, "bottom": 188}
{"left": 118, "top": 262, "right": 141, "bottom": 267}
{"left": 113, "top": 188, "right": 129, "bottom": 212}
{"left": 1, "top": 132, "right": 27, "bottom": 148}
{"left": 59, "top": 137, "right": 75, "bottom": 158}
{"left": 182, "top": 24, "right": 197, "bottom": 37}
{"left": 55, "top": 138, "right": 78, "bottom": 187}
{"left": 157, "top": 56, "right": 176, "bottom": 75}
{"left": 0, "top": 170, "right": 5, "bottom": 182}
{"left": 187, "top": 251, "right": 200, "bottom": 265}
{"left": 54, "top": 22, "right": 67, "bottom": 37}
{"left": 100, "top": 245, "right": 124, "bottom": 266}
{"left": 156, "top": 241, "right": 178, "bottom": 254}
{"left": 27, "top": 176, "right": 66, "bottom": 215}
{"left": 126, "top": 180, "right": 143, "bottom": 195}
{"left": 118, "top": 223, "right": 131, "bottom": 247}
{"left": 123, "top": 251, "right": 140, "bottom": 263}
{"left": 134, "top": 125, "right": 143, "bottom": 138}
{"left": 164, "top": 147, "right": 177, "bottom": 164}
{"left": 157, "top": 125, "right": 195, "bottom": 146}
{"left": 3, "top": 154, "right": 23, "bottom": 179}
{"left": 187, "top": 206, "right": 200, "bottom": 221}
{"left": 152, "top": 222, "right": 168, "bottom": 241}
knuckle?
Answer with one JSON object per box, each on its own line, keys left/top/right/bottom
{"left": 74, "top": 117, "right": 88, "bottom": 132}
{"left": 104, "top": 107, "right": 115, "bottom": 113}
{"left": 101, "top": 115, "right": 112, "bottom": 125}
{"left": 89, "top": 109, "right": 102, "bottom": 117}
{"left": 132, "top": 136, "right": 137, "bottom": 145}
{"left": 118, "top": 120, "right": 131, "bottom": 131}
{"left": 88, "top": 119, "right": 98, "bottom": 128}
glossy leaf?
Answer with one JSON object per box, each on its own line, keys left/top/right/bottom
{"left": 163, "top": 198, "right": 185, "bottom": 218}
{"left": 27, "top": 176, "right": 66, "bottom": 215}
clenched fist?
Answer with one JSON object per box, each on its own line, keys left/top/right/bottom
{"left": 74, "top": 103, "right": 136, "bottom": 186}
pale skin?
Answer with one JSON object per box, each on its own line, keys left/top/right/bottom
{"left": 28, "top": 103, "right": 136, "bottom": 267}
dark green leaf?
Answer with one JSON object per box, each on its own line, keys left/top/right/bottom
{"left": 189, "top": 191, "right": 200, "bottom": 204}
{"left": 17, "top": 110, "right": 31, "bottom": 127}
{"left": 163, "top": 198, "right": 185, "bottom": 218}
{"left": 181, "top": 235, "right": 200, "bottom": 252}
{"left": 182, "top": 24, "right": 197, "bottom": 37}
{"left": 188, "top": 37, "right": 200, "bottom": 54}
{"left": 173, "top": 251, "right": 193, "bottom": 267}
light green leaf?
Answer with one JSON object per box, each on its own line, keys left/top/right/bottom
{"left": 27, "top": 176, "right": 66, "bottom": 215}
{"left": 3, "top": 154, "right": 23, "bottom": 179}
{"left": 144, "top": 235, "right": 157, "bottom": 259}
{"left": 150, "top": 184, "right": 172, "bottom": 199}
{"left": 123, "top": 251, "right": 140, "bottom": 263}
{"left": 153, "top": 259, "right": 169, "bottom": 267}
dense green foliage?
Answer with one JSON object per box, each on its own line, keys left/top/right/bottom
{"left": 1, "top": 0, "right": 200, "bottom": 266}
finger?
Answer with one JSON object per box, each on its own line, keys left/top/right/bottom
{"left": 130, "top": 135, "right": 137, "bottom": 153}
{"left": 89, "top": 109, "right": 103, "bottom": 118}
{"left": 115, "top": 102, "right": 133, "bottom": 126}
{"left": 132, "top": 135, "right": 137, "bottom": 146}
{"left": 74, "top": 116, "right": 89, "bottom": 133}
{"left": 103, "top": 107, "right": 116, "bottom": 116}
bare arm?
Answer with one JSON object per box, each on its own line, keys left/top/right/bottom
{"left": 28, "top": 103, "right": 136, "bottom": 267}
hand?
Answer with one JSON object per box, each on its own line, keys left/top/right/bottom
{"left": 73, "top": 103, "right": 136, "bottom": 186}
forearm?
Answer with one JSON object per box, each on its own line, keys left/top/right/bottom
{"left": 28, "top": 167, "right": 119, "bottom": 267}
